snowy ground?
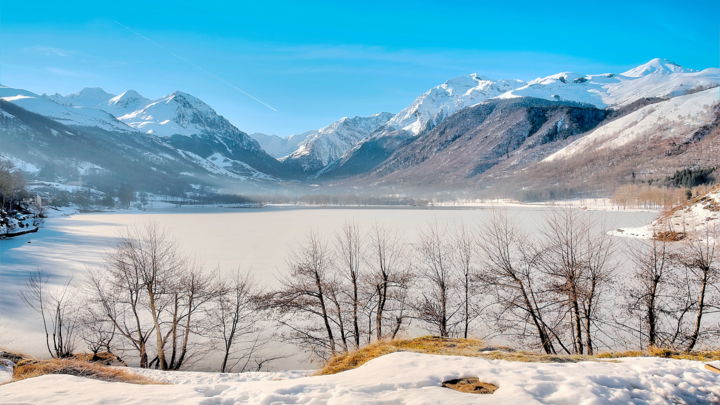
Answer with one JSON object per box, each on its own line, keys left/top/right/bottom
{"left": 1, "top": 353, "right": 719, "bottom": 404}
{"left": 611, "top": 187, "right": 720, "bottom": 240}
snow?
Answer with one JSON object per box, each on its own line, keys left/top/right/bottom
{"left": 384, "top": 74, "right": 525, "bottom": 136}
{"left": 0, "top": 352, "right": 718, "bottom": 404}
{"left": 0, "top": 85, "right": 132, "bottom": 132}
{"left": 544, "top": 87, "right": 719, "bottom": 161}
{"left": 0, "top": 153, "right": 40, "bottom": 174}
{"left": 499, "top": 59, "right": 720, "bottom": 108}
{"left": 118, "top": 91, "right": 224, "bottom": 137}
{"left": 283, "top": 113, "right": 393, "bottom": 169}
{"left": 0, "top": 359, "right": 12, "bottom": 384}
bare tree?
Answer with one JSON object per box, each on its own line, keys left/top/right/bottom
{"left": 415, "top": 223, "right": 458, "bottom": 337}
{"left": 210, "top": 271, "right": 262, "bottom": 372}
{"left": 479, "top": 212, "right": 556, "bottom": 354}
{"left": 452, "top": 226, "right": 483, "bottom": 338}
{"left": 367, "top": 225, "right": 412, "bottom": 341}
{"left": 265, "top": 232, "right": 339, "bottom": 359}
{"left": 627, "top": 239, "right": 671, "bottom": 348}
{"left": 677, "top": 225, "right": 719, "bottom": 351}
{"left": 21, "top": 271, "right": 78, "bottom": 358}
{"left": 335, "top": 223, "right": 364, "bottom": 348}
{"left": 88, "top": 224, "right": 218, "bottom": 369}
{"left": 78, "top": 306, "right": 116, "bottom": 359}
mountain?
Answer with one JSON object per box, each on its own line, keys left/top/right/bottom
{"left": 47, "top": 88, "right": 152, "bottom": 117}
{"left": 382, "top": 74, "right": 525, "bottom": 135}
{"left": 319, "top": 75, "right": 524, "bottom": 178}
{"left": 361, "top": 98, "right": 607, "bottom": 188}
{"left": 544, "top": 88, "right": 718, "bottom": 161}
{"left": 249, "top": 132, "right": 311, "bottom": 158}
{"left": 0, "top": 85, "right": 131, "bottom": 132}
{"left": 498, "top": 58, "right": 720, "bottom": 107}
{"left": 320, "top": 59, "right": 720, "bottom": 183}
{"left": 46, "top": 87, "right": 115, "bottom": 109}
{"left": 1, "top": 85, "right": 294, "bottom": 192}
{"left": 282, "top": 112, "right": 393, "bottom": 174}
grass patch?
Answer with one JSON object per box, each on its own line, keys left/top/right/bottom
{"left": 11, "top": 358, "right": 159, "bottom": 385}
{"left": 597, "top": 346, "right": 720, "bottom": 361}
{"left": 316, "top": 336, "right": 593, "bottom": 375}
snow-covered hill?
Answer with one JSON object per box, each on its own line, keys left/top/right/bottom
{"left": 0, "top": 85, "right": 131, "bottom": 132}
{"left": 544, "top": 87, "right": 719, "bottom": 161}
{"left": 1, "top": 352, "right": 719, "bottom": 404}
{"left": 499, "top": 58, "right": 720, "bottom": 108}
{"left": 282, "top": 112, "right": 393, "bottom": 173}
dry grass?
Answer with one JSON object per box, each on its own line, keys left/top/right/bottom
{"left": 317, "top": 337, "right": 720, "bottom": 375}
{"left": 597, "top": 346, "right": 720, "bottom": 362}
{"left": 653, "top": 230, "right": 687, "bottom": 241}
{"left": 11, "top": 358, "right": 159, "bottom": 385}
{"left": 317, "top": 336, "right": 593, "bottom": 375}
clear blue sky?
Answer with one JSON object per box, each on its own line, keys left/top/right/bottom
{"left": 1, "top": 0, "right": 717, "bottom": 136}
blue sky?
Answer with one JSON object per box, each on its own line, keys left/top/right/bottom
{"left": 1, "top": 0, "right": 717, "bottom": 136}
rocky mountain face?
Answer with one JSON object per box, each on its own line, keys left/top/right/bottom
{"left": 362, "top": 98, "right": 608, "bottom": 187}
{"left": 281, "top": 112, "right": 393, "bottom": 175}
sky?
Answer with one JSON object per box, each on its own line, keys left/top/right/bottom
{"left": 0, "top": 0, "right": 718, "bottom": 136}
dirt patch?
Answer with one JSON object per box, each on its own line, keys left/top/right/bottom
{"left": 442, "top": 377, "right": 498, "bottom": 394}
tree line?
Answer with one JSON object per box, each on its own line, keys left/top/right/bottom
{"left": 21, "top": 210, "right": 720, "bottom": 371}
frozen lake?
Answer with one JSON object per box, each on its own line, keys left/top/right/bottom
{"left": 0, "top": 205, "right": 656, "bottom": 367}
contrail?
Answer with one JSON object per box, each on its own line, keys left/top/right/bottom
{"left": 112, "top": 20, "right": 278, "bottom": 112}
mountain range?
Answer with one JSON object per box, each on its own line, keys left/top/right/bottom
{"left": 1, "top": 58, "right": 718, "bottom": 200}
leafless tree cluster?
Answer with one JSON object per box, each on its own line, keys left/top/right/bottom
{"left": 0, "top": 160, "right": 25, "bottom": 211}
{"left": 264, "top": 225, "right": 417, "bottom": 359}
{"left": 84, "top": 224, "right": 264, "bottom": 370}
{"left": 623, "top": 225, "right": 720, "bottom": 351}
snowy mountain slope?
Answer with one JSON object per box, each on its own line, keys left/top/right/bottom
{"left": 7, "top": 85, "right": 290, "bottom": 181}
{"left": 48, "top": 88, "right": 153, "bottom": 117}
{"left": 282, "top": 112, "right": 393, "bottom": 173}
{"left": 544, "top": 87, "right": 719, "bottom": 161}
{"left": 499, "top": 59, "right": 720, "bottom": 108}
{"left": 46, "top": 87, "right": 115, "bottom": 109}
{"left": 1, "top": 352, "right": 719, "bottom": 404}
{"left": 249, "top": 132, "right": 311, "bottom": 158}
{"left": 0, "top": 85, "right": 131, "bottom": 132}
{"left": 317, "top": 76, "right": 522, "bottom": 178}
{"left": 384, "top": 74, "right": 525, "bottom": 135}
{"left": 364, "top": 98, "right": 607, "bottom": 186}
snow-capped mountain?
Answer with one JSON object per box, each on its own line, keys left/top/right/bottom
{"left": 282, "top": 112, "right": 393, "bottom": 173}
{"left": 107, "top": 90, "right": 152, "bottom": 116}
{"left": 0, "top": 85, "right": 131, "bottom": 132}
{"left": 46, "top": 87, "right": 115, "bottom": 109}
{"left": 383, "top": 74, "right": 525, "bottom": 135}
{"left": 47, "top": 88, "right": 152, "bottom": 117}
{"left": 249, "top": 132, "right": 312, "bottom": 158}
{"left": 118, "top": 91, "right": 237, "bottom": 137}
{"left": 499, "top": 58, "right": 720, "bottom": 107}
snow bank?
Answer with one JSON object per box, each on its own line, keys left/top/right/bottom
{"left": 0, "top": 359, "right": 12, "bottom": 384}
{"left": 1, "top": 352, "right": 719, "bottom": 404}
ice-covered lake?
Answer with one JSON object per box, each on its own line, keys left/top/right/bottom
{"left": 0, "top": 205, "right": 656, "bottom": 367}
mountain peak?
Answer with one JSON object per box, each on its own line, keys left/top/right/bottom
{"left": 109, "top": 89, "right": 147, "bottom": 105}
{"left": 75, "top": 87, "right": 115, "bottom": 99}
{"left": 622, "top": 58, "right": 692, "bottom": 77}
